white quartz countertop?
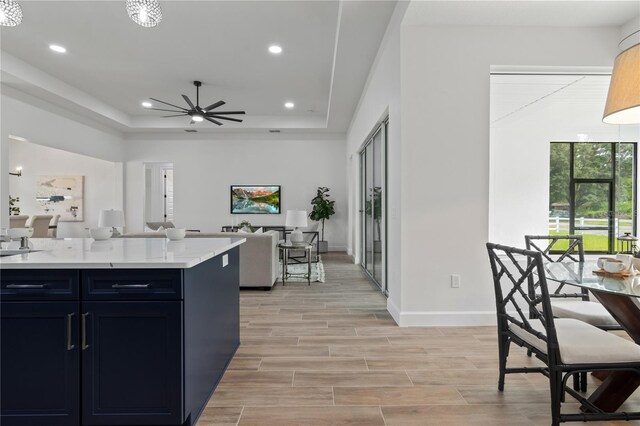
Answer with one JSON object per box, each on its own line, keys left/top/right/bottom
{"left": 0, "top": 237, "right": 246, "bottom": 269}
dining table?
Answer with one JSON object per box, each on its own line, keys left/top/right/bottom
{"left": 544, "top": 260, "right": 640, "bottom": 413}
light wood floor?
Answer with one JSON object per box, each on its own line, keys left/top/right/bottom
{"left": 200, "top": 253, "right": 640, "bottom": 425}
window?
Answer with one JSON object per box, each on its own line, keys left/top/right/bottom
{"left": 549, "top": 142, "right": 636, "bottom": 253}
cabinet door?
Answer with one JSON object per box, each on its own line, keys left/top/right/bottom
{"left": 82, "top": 301, "right": 183, "bottom": 425}
{"left": 1, "top": 302, "right": 79, "bottom": 426}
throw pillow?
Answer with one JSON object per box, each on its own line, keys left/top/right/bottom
{"left": 253, "top": 227, "right": 263, "bottom": 234}
{"left": 237, "top": 228, "right": 248, "bottom": 234}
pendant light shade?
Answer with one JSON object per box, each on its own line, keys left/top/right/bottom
{"left": 0, "top": 0, "right": 23, "bottom": 27}
{"left": 603, "top": 43, "right": 640, "bottom": 124}
{"left": 126, "top": 0, "right": 162, "bottom": 28}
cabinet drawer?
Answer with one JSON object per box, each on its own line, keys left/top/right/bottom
{"left": 1, "top": 270, "right": 79, "bottom": 301}
{"left": 82, "top": 270, "right": 183, "bottom": 300}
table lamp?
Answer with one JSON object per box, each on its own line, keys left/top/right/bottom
{"left": 286, "top": 210, "right": 307, "bottom": 244}
{"left": 99, "top": 209, "right": 125, "bottom": 237}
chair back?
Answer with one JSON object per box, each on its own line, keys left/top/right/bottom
{"left": 28, "top": 215, "right": 53, "bottom": 238}
{"left": 48, "top": 214, "right": 61, "bottom": 238}
{"left": 486, "top": 242, "right": 560, "bottom": 362}
{"left": 524, "top": 235, "right": 588, "bottom": 301}
{"left": 9, "top": 215, "right": 29, "bottom": 228}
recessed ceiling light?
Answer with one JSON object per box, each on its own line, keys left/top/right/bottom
{"left": 49, "top": 44, "right": 67, "bottom": 53}
{"left": 284, "top": 102, "right": 295, "bottom": 109}
{"left": 141, "top": 101, "right": 152, "bottom": 108}
{"left": 268, "top": 45, "right": 283, "bottom": 54}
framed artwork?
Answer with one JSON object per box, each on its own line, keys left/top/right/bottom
{"left": 36, "top": 175, "right": 84, "bottom": 221}
{"left": 230, "top": 185, "right": 281, "bottom": 214}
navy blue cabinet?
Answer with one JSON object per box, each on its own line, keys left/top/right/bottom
{"left": 1, "top": 248, "right": 240, "bottom": 426}
{"left": 0, "top": 302, "right": 80, "bottom": 426}
{"left": 82, "top": 301, "right": 183, "bottom": 425}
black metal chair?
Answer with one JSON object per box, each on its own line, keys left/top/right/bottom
{"left": 487, "top": 242, "right": 640, "bottom": 425}
{"left": 525, "top": 235, "right": 622, "bottom": 391}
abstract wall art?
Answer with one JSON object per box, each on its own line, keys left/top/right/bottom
{"left": 36, "top": 175, "right": 84, "bottom": 221}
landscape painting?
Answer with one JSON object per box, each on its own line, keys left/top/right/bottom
{"left": 231, "top": 185, "right": 281, "bottom": 214}
{"left": 36, "top": 175, "right": 84, "bottom": 221}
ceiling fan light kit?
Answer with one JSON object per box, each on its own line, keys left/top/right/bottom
{"left": 126, "top": 0, "right": 162, "bottom": 28}
{"left": 0, "top": 0, "right": 23, "bottom": 27}
{"left": 147, "top": 81, "right": 246, "bottom": 126}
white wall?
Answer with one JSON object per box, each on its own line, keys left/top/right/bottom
{"left": 124, "top": 135, "right": 348, "bottom": 250}
{"left": 490, "top": 75, "right": 640, "bottom": 248}
{"left": 0, "top": 90, "right": 125, "bottom": 228}
{"left": 8, "top": 139, "right": 121, "bottom": 237}
{"left": 397, "top": 24, "right": 622, "bottom": 326}
{"left": 346, "top": 2, "right": 408, "bottom": 321}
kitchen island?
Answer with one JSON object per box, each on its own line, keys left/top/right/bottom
{"left": 0, "top": 237, "right": 245, "bottom": 426}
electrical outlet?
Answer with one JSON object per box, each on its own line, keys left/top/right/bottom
{"left": 451, "top": 274, "right": 461, "bottom": 288}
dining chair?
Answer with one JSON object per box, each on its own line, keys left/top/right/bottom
{"left": 487, "top": 242, "right": 640, "bottom": 425}
{"left": 525, "top": 235, "right": 621, "bottom": 392}
{"left": 27, "top": 215, "right": 53, "bottom": 238}
{"left": 525, "top": 235, "right": 620, "bottom": 330}
{"left": 9, "top": 215, "right": 29, "bottom": 229}
{"left": 48, "top": 214, "right": 61, "bottom": 238}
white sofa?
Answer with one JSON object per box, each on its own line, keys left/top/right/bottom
{"left": 124, "top": 231, "right": 280, "bottom": 289}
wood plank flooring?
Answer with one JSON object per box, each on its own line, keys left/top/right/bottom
{"left": 200, "top": 253, "right": 640, "bottom": 425}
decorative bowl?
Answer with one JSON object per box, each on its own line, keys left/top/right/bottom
{"left": 165, "top": 228, "right": 187, "bottom": 241}
{"left": 90, "top": 227, "right": 113, "bottom": 241}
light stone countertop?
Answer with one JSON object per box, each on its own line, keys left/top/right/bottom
{"left": 0, "top": 237, "right": 246, "bottom": 269}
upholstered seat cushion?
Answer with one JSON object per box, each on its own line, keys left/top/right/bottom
{"left": 509, "top": 318, "right": 640, "bottom": 364}
{"left": 550, "top": 300, "right": 619, "bottom": 328}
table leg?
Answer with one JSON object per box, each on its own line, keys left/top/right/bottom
{"left": 307, "top": 247, "right": 311, "bottom": 286}
{"left": 583, "top": 290, "right": 640, "bottom": 412}
{"left": 282, "top": 248, "right": 287, "bottom": 286}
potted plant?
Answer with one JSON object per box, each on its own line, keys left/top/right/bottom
{"left": 309, "top": 187, "right": 335, "bottom": 253}
{"left": 9, "top": 195, "right": 20, "bottom": 216}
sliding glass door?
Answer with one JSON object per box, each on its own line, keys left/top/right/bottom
{"left": 360, "top": 119, "right": 387, "bottom": 293}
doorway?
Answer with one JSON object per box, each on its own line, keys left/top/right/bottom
{"left": 359, "top": 118, "right": 388, "bottom": 293}
{"left": 144, "top": 163, "right": 174, "bottom": 227}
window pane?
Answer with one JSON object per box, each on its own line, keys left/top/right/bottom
{"left": 615, "top": 143, "right": 634, "bottom": 241}
{"left": 574, "top": 143, "right": 612, "bottom": 179}
{"left": 549, "top": 143, "right": 570, "bottom": 235}
{"left": 574, "top": 182, "right": 611, "bottom": 252}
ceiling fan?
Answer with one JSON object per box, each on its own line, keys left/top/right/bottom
{"left": 147, "top": 81, "right": 245, "bottom": 125}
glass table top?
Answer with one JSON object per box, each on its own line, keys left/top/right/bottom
{"left": 544, "top": 260, "right": 640, "bottom": 298}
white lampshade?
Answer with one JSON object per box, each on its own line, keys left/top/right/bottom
{"left": 98, "top": 209, "right": 125, "bottom": 228}
{"left": 285, "top": 210, "right": 308, "bottom": 228}
{"left": 603, "top": 43, "right": 640, "bottom": 124}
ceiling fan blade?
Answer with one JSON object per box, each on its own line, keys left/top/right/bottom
{"left": 149, "top": 98, "right": 189, "bottom": 111}
{"left": 147, "top": 107, "right": 186, "bottom": 113}
{"left": 182, "top": 95, "right": 196, "bottom": 110}
{"left": 206, "top": 111, "right": 245, "bottom": 115}
{"left": 162, "top": 114, "right": 188, "bottom": 118}
{"left": 208, "top": 115, "right": 243, "bottom": 123}
{"left": 204, "top": 100, "right": 225, "bottom": 111}
{"left": 205, "top": 117, "right": 223, "bottom": 126}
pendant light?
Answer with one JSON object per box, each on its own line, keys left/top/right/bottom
{"left": 0, "top": 0, "right": 23, "bottom": 27}
{"left": 126, "top": 0, "right": 162, "bottom": 28}
{"left": 603, "top": 42, "right": 640, "bottom": 124}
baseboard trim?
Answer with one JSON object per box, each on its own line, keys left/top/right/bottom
{"left": 394, "top": 310, "right": 496, "bottom": 327}
{"left": 387, "top": 298, "right": 401, "bottom": 325}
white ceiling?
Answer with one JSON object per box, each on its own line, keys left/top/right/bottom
{"left": 0, "top": 1, "right": 398, "bottom": 133}
{"left": 405, "top": 1, "right": 639, "bottom": 27}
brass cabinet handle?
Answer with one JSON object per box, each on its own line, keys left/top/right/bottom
{"left": 67, "top": 313, "right": 75, "bottom": 351}
{"left": 111, "top": 283, "right": 151, "bottom": 289}
{"left": 81, "top": 313, "right": 89, "bottom": 350}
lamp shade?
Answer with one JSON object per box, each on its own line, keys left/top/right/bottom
{"left": 603, "top": 43, "right": 640, "bottom": 124}
{"left": 285, "top": 210, "right": 308, "bottom": 228}
{"left": 98, "top": 209, "right": 125, "bottom": 228}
